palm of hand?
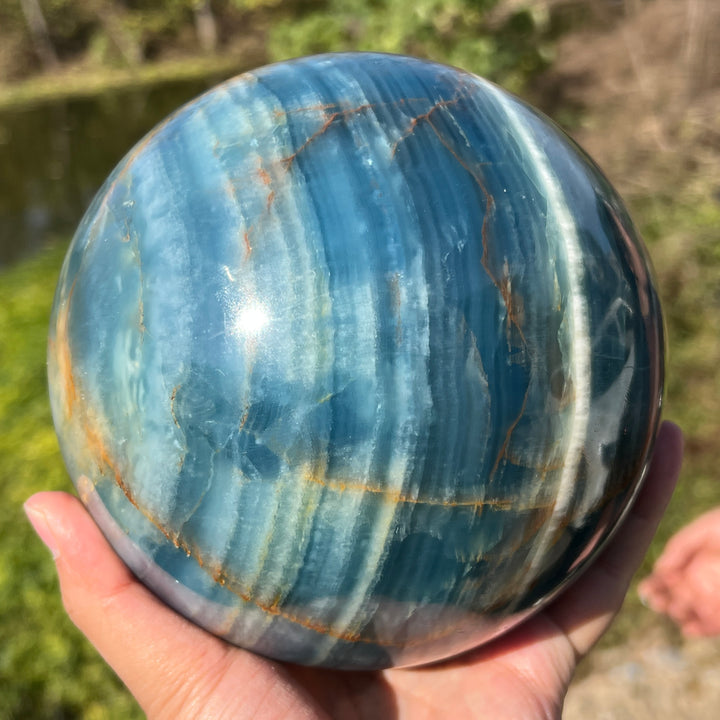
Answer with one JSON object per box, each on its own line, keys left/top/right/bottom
{"left": 119, "top": 599, "right": 582, "bottom": 719}
{"left": 24, "top": 422, "right": 682, "bottom": 720}
{"left": 277, "top": 615, "right": 577, "bottom": 719}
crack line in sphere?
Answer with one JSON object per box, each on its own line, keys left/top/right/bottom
{"left": 84, "top": 425, "right": 564, "bottom": 647}
{"left": 484, "top": 81, "right": 592, "bottom": 588}
{"left": 88, "top": 464, "right": 489, "bottom": 648}
{"left": 52, "top": 279, "right": 79, "bottom": 419}
{"left": 399, "top": 98, "right": 529, "bottom": 347}
{"left": 489, "top": 379, "right": 533, "bottom": 481}
{"left": 389, "top": 97, "right": 462, "bottom": 157}
{"left": 298, "top": 468, "right": 556, "bottom": 512}
{"left": 280, "top": 103, "right": 377, "bottom": 173}
{"left": 233, "top": 412, "right": 565, "bottom": 509}
{"left": 61, "top": 338, "right": 575, "bottom": 649}
{"left": 405, "top": 105, "right": 533, "bottom": 479}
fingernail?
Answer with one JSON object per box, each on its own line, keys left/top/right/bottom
{"left": 24, "top": 501, "right": 60, "bottom": 559}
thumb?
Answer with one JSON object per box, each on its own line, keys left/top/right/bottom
{"left": 23, "top": 490, "right": 310, "bottom": 720}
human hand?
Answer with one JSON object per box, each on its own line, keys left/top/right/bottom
{"left": 639, "top": 504, "right": 720, "bottom": 637}
{"left": 24, "top": 421, "right": 681, "bottom": 720}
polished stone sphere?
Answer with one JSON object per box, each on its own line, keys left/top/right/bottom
{"left": 48, "top": 53, "right": 664, "bottom": 670}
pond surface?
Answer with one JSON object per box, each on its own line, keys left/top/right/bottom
{"left": 0, "top": 76, "right": 228, "bottom": 267}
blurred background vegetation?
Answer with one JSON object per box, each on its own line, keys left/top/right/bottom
{"left": 0, "top": 0, "right": 718, "bottom": 717}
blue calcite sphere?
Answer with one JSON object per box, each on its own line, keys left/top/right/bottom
{"left": 48, "top": 53, "right": 663, "bottom": 670}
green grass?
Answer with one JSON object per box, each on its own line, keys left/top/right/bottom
{"left": 0, "top": 54, "right": 253, "bottom": 112}
{"left": 0, "top": 243, "right": 142, "bottom": 719}
{"left": 636, "top": 184, "right": 720, "bottom": 536}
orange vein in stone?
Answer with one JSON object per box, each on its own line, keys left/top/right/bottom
{"left": 390, "top": 98, "right": 459, "bottom": 157}
{"left": 398, "top": 99, "right": 528, "bottom": 348}
{"left": 82, "top": 405, "right": 560, "bottom": 647}
{"left": 54, "top": 278, "right": 78, "bottom": 418}
{"left": 299, "top": 468, "right": 553, "bottom": 512}
{"left": 490, "top": 381, "right": 533, "bottom": 481}
{"left": 414, "top": 113, "right": 533, "bottom": 479}
{"left": 281, "top": 103, "right": 377, "bottom": 171}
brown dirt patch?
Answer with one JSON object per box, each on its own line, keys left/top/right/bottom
{"left": 565, "top": 629, "right": 720, "bottom": 719}
{"left": 533, "top": 0, "right": 720, "bottom": 196}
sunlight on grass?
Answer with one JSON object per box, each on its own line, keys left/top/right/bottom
{"left": 0, "top": 55, "right": 251, "bottom": 112}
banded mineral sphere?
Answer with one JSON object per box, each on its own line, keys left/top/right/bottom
{"left": 48, "top": 52, "right": 664, "bottom": 670}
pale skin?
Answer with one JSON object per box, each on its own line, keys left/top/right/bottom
{"left": 639, "top": 505, "right": 720, "bottom": 637}
{"left": 24, "top": 421, "right": 682, "bottom": 720}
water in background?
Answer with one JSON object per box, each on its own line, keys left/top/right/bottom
{"left": 0, "top": 76, "right": 226, "bottom": 267}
